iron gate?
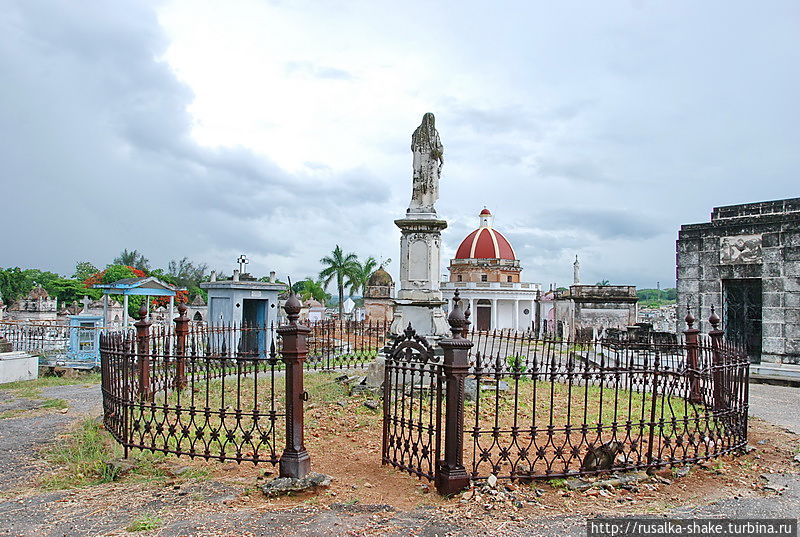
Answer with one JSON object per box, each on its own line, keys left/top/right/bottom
{"left": 381, "top": 325, "right": 443, "bottom": 480}
{"left": 723, "top": 278, "right": 762, "bottom": 363}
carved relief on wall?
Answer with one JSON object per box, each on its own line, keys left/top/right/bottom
{"left": 720, "top": 234, "right": 763, "bottom": 265}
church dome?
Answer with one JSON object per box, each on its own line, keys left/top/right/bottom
{"left": 454, "top": 208, "right": 517, "bottom": 260}
{"left": 367, "top": 267, "right": 393, "bottom": 287}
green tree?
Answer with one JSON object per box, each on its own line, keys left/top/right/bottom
{"left": 50, "top": 278, "right": 101, "bottom": 305}
{"left": 72, "top": 261, "right": 99, "bottom": 281}
{"left": 102, "top": 264, "right": 143, "bottom": 284}
{"left": 292, "top": 278, "right": 331, "bottom": 303}
{"left": 319, "top": 245, "right": 359, "bottom": 317}
{"left": 0, "top": 267, "right": 29, "bottom": 303}
{"left": 346, "top": 256, "right": 378, "bottom": 298}
{"left": 112, "top": 249, "right": 150, "bottom": 272}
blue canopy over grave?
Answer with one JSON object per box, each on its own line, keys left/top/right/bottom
{"left": 93, "top": 277, "right": 184, "bottom": 327}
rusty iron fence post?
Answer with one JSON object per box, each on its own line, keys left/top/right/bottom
{"left": 436, "top": 291, "right": 473, "bottom": 496}
{"left": 683, "top": 307, "right": 702, "bottom": 405}
{"left": 174, "top": 302, "right": 189, "bottom": 390}
{"left": 646, "top": 349, "right": 661, "bottom": 469}
{"left": 708, "top": 307, "right": 725, "bottom": 412}
{"left": 277, "top": 290, "right": 312, "bottom": 479}
{"left": 122, "top": 332, "right": 132, "bottom": 457}
{"left": 134, "top": 303, "right": 152, "bottom": 402}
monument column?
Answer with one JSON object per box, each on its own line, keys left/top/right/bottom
{"left": 491, "top": 299, "right": 498, "bottom": 330}
{"left": 390, "top": 113, "right": 450, "bottom": 338}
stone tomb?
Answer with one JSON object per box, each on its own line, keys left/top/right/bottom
{"left": 676, "top": 197, "right": 800, "bottom": 365}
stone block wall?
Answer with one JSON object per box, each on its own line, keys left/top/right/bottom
{"left": 676, "top": 198, "right": 800, "bottom": 364}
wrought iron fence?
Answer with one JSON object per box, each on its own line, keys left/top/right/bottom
{"left": 382, "top": 301, "right": 749, "bottom": 493}
{"left": 382, "top": 325, "right": 443, "bottom": 481}
{"left": 99, "top": 306, "right": 390, "bottom": 464}
{"left": 307, "top": 319, "right": 389, "bottom": 370}
{"left": 0, "top": 320, "right": 71, "bottom": 355}
{"left": 462, "top": 315, "right": 749, "bottom": 481}
{"left": 100, "top": 324, "right": 285, "bottom": 464}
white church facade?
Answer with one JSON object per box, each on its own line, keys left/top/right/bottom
{"left": 441, "top": 208, "right": 542, "bottom": 332}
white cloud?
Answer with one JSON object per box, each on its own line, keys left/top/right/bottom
{"left": 1, "top": 0, "right": 799, "bottom": 290}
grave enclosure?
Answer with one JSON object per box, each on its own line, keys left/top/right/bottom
{"left": 98, "top": 292, "right": 750, "bottom": 496}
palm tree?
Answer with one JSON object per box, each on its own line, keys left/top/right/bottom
{"left": 595, "top": 279, "right": 610, "bottom": 286}
{"left": 346, "top": 256, "right": 378, "bottom": 298}
{"left": 319, "top": 246, "right": 359, "bottom": 317}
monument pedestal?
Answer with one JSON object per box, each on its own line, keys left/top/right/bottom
{"left": 390, "top": 212, "right": 450, "bottom": 338}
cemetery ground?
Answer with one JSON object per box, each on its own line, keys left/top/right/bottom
{"left": 0, "top": 374, "right": 798, "bottom": 537}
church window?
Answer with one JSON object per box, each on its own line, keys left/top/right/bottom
{"left": 481, "top": 274, "right": 488, "bottom": 282}
{"left": 457, "top": 275, "right": 462, "bottom": 282}
{"left": 507, "top": 276, "right": 512, "bottom": 282}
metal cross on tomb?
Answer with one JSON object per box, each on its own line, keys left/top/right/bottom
{"left": 237, "top": 254, "right": 249, "bottom": 274}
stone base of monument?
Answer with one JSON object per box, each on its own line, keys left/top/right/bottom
{"left": 261, "top": 472, "right": 333, "bottom": 497}
{"left": 0, "top": 352, "right": 39, "bottom": 384}
{"left": 390, "top": 300, "right": 450, "bottom": 340}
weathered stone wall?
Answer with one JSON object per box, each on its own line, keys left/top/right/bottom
{"left": 554, "top": 285, "right": 638, "bottom": 340}
{"left": 676, "top": 198, "right": 800, "bottom": 364}
{"left": 364, "top": 298, "right": 393, "bottom": 324}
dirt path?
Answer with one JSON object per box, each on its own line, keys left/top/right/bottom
{"left": 0, "top": 383, "right": 102, "bottom": 493}
{"left": 0, "top": 382, "right": 797, "bottom": 536}
{"left": 748, "top": 382, "right": 800, "bottom": 434}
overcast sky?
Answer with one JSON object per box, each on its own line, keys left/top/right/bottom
{"left": 1, "top": 0, "right": 798, "bottom": 289}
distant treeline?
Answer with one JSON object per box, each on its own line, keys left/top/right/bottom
{"left": 637, "top": 288, "right": 677, "bottom": 307}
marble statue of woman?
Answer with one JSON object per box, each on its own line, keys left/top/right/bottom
{"left": 409, "top": 113, "right": 444, "bottom": 214}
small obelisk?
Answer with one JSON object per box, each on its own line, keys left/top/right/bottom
{"left": 390, "top": 113, "right": 449, "bottom": 337}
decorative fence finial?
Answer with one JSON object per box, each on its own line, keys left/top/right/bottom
{"left": 283, "top": 277, "right": 301, "bottom": 325}
{"left": 709, "top": 305, "right": 720, "bottom": 330}
{"left": 447, "top": 289, "right": 466, "bottom": 339}
{"left": 684, "top": 300, "right": 695, "bottom": 329}
{"left": 177, "top": 301, "right": 188, "bottom": 316}
{"left": 137, "top": 302, "right": 148, "bottom": 321}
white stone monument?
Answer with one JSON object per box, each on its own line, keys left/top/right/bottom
{"left": 390, "top": 113, "right": 450, "bottom": 338}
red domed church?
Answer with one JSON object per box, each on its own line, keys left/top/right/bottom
{"left": 441, "top": 208, "right": 542, "bottom": 331}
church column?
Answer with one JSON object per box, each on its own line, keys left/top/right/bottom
{"left": 491, "top": 298, "right": 498, "bottom": 330}
{"left": 513, "top": 299, "right": 519, "bottom": 331}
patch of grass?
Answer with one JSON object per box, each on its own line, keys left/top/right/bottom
{"left": 0, "top": 372, "right": 101, "bottom": 391}
{"left": 547, "top": 478, "right": 567, "bottom": 489}
{"left": 5, "top": 385, "right": 42, "bottom": 398}
{"left": 40, "top": 418, "right": 166, "bottom": 490}
{"left": 41, "top": 398, "right": 68, "bottom": 410}
{"left": 41, "top": 419, "right": 119, "bottom": 489}
{"left": 710, "top": 461, "right": 727, "bottom": 474}
{"left": 0, "top": 409, "right": 24, "bottom": 420}
{"left": 126, "top": 514, "right": 163, "bottom": 532}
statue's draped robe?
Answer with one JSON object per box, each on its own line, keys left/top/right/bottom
{"left": 409, "top": 113, "right": 444, "bottom": 213}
